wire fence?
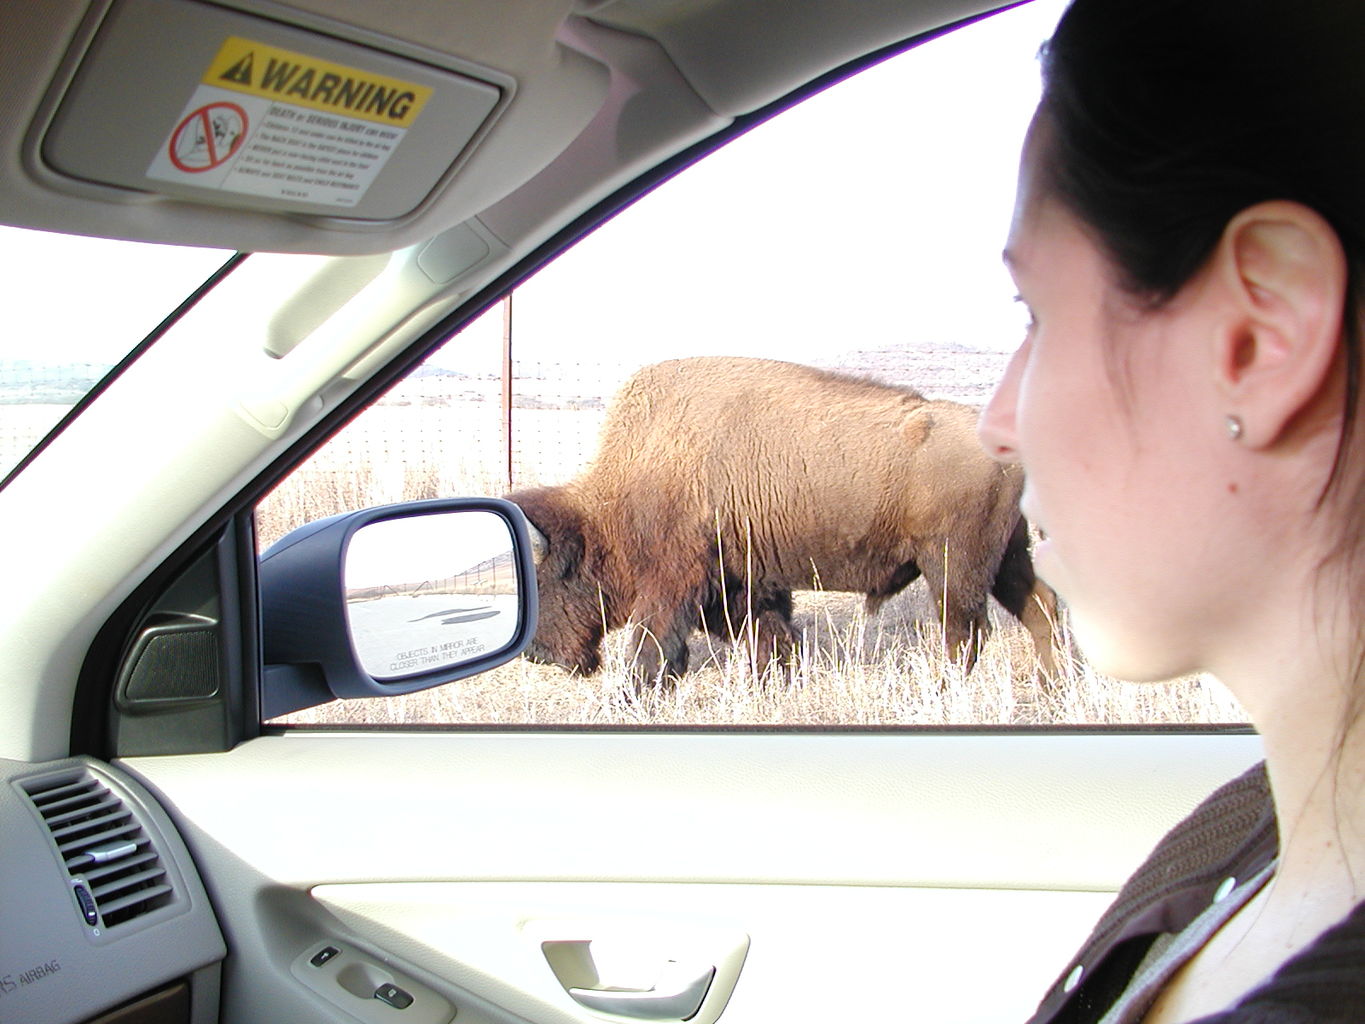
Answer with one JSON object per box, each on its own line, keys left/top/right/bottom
{"left": 0, "top": 296, "right": 1013, "bottom": 549}
{"left": 252, "top": 335, "right": 1012, "bottom": 550}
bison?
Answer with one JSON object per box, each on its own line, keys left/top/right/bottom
{"left": 509, "top": 356, "right": 1057, "bottom": 684}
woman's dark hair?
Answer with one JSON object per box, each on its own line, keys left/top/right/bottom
{"left": 1038, "top": 0, "right": 1365, "bottom": 494}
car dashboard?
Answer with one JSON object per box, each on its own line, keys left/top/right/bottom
{"left": 2, "top": 757, "right": 224, "bottom": 1024}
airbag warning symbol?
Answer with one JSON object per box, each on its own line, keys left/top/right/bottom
{"left": 168, "top": 102, "right": 246, "bottom": 172}
{"left": 147, "top": 35, "right": 432, "bottom": 208}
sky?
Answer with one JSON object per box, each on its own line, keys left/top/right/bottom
{"left": 345, "top": 507, "right": 515, "bottom": 589}
{"left": 0, "top": 227, "right": 231, "bottom": 368}
{"left": 0, "top": 0, "right": 1067, "bottom": 375}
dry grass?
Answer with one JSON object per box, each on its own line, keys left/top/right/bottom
{"left": 275, "top": 586, "right": 1248, "bottom": 728}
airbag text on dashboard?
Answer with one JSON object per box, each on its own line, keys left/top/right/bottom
{"left": 0, "top": 958, "right": 63, "bottom": 996}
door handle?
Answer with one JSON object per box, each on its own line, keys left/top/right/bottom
{"left": 567, "top": 960, "right": 716, "bottom": 1021}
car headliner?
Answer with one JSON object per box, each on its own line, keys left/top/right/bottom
{"left": 0, "top": 0, "right": 1012, "bottom": 255}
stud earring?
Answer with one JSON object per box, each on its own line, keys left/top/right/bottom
{"left": 1225, "top": 414, "right": 1244, "bottom": 441}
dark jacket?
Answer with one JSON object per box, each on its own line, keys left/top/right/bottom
{"left": 1026, "top": 762, "right": 1365, "bottom": 1023}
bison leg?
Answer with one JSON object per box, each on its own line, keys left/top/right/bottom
{"left": 748, "top": 608, "right": 798, "bottom": 680}
{"left": 919, "top": 550, "right": 990, "bottom": 673}
{"left": 701, "top": 581, "right": 793, "bottom": 637}
{"left": 1018, "top": 582, "right": 1060, "bottom": 680}
{"left": 626, "top": 615, "right": 691, "bottom": 689}
{"left": 700, "top": 575, "right": 744, "bottom": 638}
{"left": 702, "top": 581, "right": 796, "bottom": 678}
{"left": 991, "top": 517, "right": 1060, "bottom": 678}
{"left": 865, "top": 559, "right": 922, "bottom": 616}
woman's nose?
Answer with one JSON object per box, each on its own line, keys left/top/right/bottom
{"left": 978, "top": 343, "right": 1025, "bottom": 463}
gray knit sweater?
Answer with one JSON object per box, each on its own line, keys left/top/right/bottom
{"left": 1026, "top": 762, "right": 1365, "bottom": 1023}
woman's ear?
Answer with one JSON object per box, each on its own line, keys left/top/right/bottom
{"left": 1212, "top": 200, "right": 1348, "bottom": 449}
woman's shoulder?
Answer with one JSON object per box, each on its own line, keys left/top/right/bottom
{"left": 1026, "top": 762, "right": 1276, "bottom": 1024}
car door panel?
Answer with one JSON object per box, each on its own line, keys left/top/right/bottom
{"left": 121, "top": 729, "right": 1263, "bottom": 1023}
{"left": 314, "top": 880, "right": 1106, "bottom": 1023}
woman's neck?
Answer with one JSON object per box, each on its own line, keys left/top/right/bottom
{"left": 1216, "top": 592, "right": 1365, "bottom": 911}
{"left": 1140, "top": 626, "right": 1365, "bottom": 1024}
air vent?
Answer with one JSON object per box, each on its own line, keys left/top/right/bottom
{"left": 20, "top": 770, "right": 175, "bottom": 930}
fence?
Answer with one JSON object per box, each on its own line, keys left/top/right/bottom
{"left": 0, "top": 295, "right": 1013, "bottom": 550}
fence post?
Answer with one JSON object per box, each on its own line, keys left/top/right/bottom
{"left": 501, "top": 291, "right": 513, "bottom": 492}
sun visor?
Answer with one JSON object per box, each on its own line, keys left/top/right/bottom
{"left": 41, "top": 0, "right": 507, "bottom": 223}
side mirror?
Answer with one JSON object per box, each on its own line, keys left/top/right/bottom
{"left": 260, "top": 497, "right": 538, "bottom": 718}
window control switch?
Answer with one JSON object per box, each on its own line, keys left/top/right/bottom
{"left": 310, "top": 945, "right": 341, "bottom": 967}
{"left": 375, "top": 983, "right": 415, "bottom": 1009}
{"left": 290, "top": 944, "right": 454, "bottom": 1022}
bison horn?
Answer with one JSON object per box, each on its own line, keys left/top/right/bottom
{"left": 525, "top": 521, "right": 549, "bottom": 565}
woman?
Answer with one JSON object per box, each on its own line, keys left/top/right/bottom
{"left": 978, "top": 0, "right": 1365, "bottom": 1020}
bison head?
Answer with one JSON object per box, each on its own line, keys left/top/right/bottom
{"left": 508, "top": 486, "right": 611, "bottom": 674}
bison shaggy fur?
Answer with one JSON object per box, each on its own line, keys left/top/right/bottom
{"left": 509, "top": 356, "right": 1057, "bottom": 684}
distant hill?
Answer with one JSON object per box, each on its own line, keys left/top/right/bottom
{"left": 410, "top": 365, "right": 473, "bottom": 380}
{"left": 815, "top": 344, "right": 1011, "bottom": 407}
{"left": 0, "top": 360, "right": 106, "bottom": 404}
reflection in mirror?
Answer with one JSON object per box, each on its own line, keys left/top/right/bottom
{"left": 344, "top": 510, "right": 520, "bottom": 680}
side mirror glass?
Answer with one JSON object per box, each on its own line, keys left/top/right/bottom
{"left": 344, "top": 509, "right": 521, "bottom": 679}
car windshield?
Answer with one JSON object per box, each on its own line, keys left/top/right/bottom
{"left": 0, "top": 225, "right": 233, "bottom": 481}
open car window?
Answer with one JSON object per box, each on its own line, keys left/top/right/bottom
{"left": 258, "top": 0, "right": 1248, "bottom": 729}
{"left": 0, "top": 226, "right": 231, "bottom": 482}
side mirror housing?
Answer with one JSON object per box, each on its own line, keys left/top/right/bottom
{"left": 260, "top": 497, "right": 537, "bottom": 718}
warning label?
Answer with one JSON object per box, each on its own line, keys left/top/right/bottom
{"left": 147, "top": 36, "right": 433, "bottom": 208}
